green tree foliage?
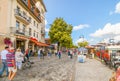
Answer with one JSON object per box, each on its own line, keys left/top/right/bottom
{"left": 49, "top": 17, "right": 73, "bottom": 48}
{"left": 78, "top": 41, "right": 89, "bottom": 47}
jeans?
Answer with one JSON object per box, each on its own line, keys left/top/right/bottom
{"left": 0, "top": 59, "right": 9, "bottom": 76}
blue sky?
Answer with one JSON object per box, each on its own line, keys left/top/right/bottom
{"left": 44, "top": 0, "right": 120, "bottom": 45}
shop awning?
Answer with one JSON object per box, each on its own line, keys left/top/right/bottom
{"left": 30, "top": 37, "right": 49, "bottom": 47}
{"left": 37, "top": 42, "right": 49, "bottom": 47}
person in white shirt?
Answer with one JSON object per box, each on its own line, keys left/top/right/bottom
{"left": 38, "top": 48, "right": 41, "bottom": 60}
{"left": 15, "top": 48, "right": 24, "bottom": 70}
{"left": 0, "top": 46, "right": 9, "bottom": 77}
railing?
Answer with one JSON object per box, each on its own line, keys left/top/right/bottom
{"left": 14, "top": 9, "right": 31, "bottom": 23}
{"left": 17, "top": 0, "right": 41, "bottom": 22}
{"left": 21, "top": 0, "right": 28, "bottom": 6}
{"left": 10, "top": 27, "right": 29, "bottom": 37}
{"left": 41, "top": 30, "right": 45, "bottom": 36}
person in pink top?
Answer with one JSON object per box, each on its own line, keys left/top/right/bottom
{"left": 116, "top": 67, "right": 120, "bottom": 81}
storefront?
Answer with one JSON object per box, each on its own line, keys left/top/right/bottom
{"left": 16, "top": 35, "right": 29, "bottom": 53}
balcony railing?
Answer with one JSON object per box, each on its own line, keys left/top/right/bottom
{"left": 10, "top": 27, "right": 29, "bottom": 37}
{"left": 41, "top": 30, "right": 45, "bottom": 36}
{"left": 17, "top": 0, "right": 41, "bottom": 23}
{"left": 21, "top": 0, "right": 28, "bottom": 6}
{"left": 14, "top": 9, "right": 30, "bottom": 25}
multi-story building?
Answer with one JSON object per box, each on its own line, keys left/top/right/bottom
{"left": 0, "top": 0, "right": 47, "bottom": 52}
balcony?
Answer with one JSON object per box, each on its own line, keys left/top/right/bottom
{"left": 41, "top": 30, "right": 45, "bottom": 36}
{"left": 14, "top": 9, "right": 30, "bottom": 25}
{"left": 21, "top": 0, "right": 28, "bottom": 6}
{"left": 10, "top": 27, "right": 29, "bottom": 37}
{"left": 17, "top": 0, "right": 41, "bottom": 23}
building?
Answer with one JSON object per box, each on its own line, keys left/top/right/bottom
{"left": 0, "top": 0, "right": 47, "bottom": 52}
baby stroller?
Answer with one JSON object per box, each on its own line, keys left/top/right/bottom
{"left": 22, "top": 57, "right": 31, "bottom": 70}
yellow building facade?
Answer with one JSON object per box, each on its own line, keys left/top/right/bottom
{"left": 0, "top": 0, "right": 47, "bottom": 52}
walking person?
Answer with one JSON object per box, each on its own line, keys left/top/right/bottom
{"left": 25, "top": 48, "right": 29, "bottom": 60}
{"left": 38, "top": 48, "right": 41, "bottom": 60}
{"left": 58, "top": 50, "right": 61, "bottom": 59}
{"left": 15, "top": 48, "right": 24, "bottom": 70}
{"left": 70, "top": 49, "right": 73, "bottom": 59}
{"left": 6, "top": 47, "right": 17, "bottom": 81}
{"left": 41, "top": 48, "right": 44, "bottom": 60}
{"left": 0, "top": 46, "right": 9, "bottom": 77}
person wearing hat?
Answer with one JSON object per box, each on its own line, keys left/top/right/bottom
{"left": 0, "top": 46, "right": 9, "bottom": 77}
{"left": 6, "top": 47, "right": 17, "bottom": 81}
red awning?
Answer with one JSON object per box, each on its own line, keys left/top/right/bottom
{"left": 30, "top": 37, "right": 49, "bottom": 47}
{"left": 37, "top": 42, "right": 49, "bottom": 47}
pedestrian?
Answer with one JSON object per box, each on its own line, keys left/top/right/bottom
{"left": 70, "top": 49, "right": 73, "bottom": 59}
{"left": 6, "top": 47, "right": 17, "bottom": 81}
{"left": 15, "top": 48, "right": 24, "bottom": 70}
{"left": 116, "top": 66, "right": 120, "bottom": 81}
{"left": 41, "top": 48, "right": 44, "bottom": 60}
{"left": 58, "top": 50, "right": 61, "bottom": 59}
{"left": 38, "top": 48, "right": 41, "bottom": 60}
{"left": 0, "top": 46, "right": 9, "bottom": 77}
{"left": 25, "top": 48, "right": 29, "bottom": 60}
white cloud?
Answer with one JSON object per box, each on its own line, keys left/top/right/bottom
{"left": 75, "top": 37, "right": 87, "bottom": 45}
{"left": 115, "top": 2, "right": 120, "bottom": 14}
{"left": 90, "top": 23, "right": 120, "bottom": 43}
{"left": 45, "top": 19, "right": 48, "bottom": 25}
{"left": 73, "top": 24, "right": 89, "bottom": 31}
{"left": 90, "top": 23, "right": 120, "bottom": 38}
{"left": 45, "top": 28, "right": 49, "bottom": 32}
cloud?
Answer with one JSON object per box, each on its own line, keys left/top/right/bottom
{"left": 90, "top": 23, "right": 120, "bottom": 43}
{"left": 115, "top": 2, "right": 120, "bottom": 14}
{"left": 73, "top": 24, "right": 89, "bottom": 31}
{"left": 45, "top": 28, "right": 49, "bottom": 32}
{"left": 45, "top": 19, "right": 48, "bottom": 25}
{"left": 90, "top": 23, "right": 120, "bottom": 38}
{"left": 109, "top": 2, "right": 120, "bottom": 15}
{"left": 75, "top": 37, "right": 87, "bottom": 45}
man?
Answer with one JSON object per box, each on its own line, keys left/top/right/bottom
{"left": 0, "top": 46, "right": 9, "bottom": 77}
{"left": 6, "top": 47, "right": 17, "bottom": 81}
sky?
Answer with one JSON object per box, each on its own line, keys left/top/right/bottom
{"left": 43, "top": 0, "right": 120, "bottom": 45}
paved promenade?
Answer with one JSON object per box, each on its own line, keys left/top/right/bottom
{"left": 75, "top": 58, "right": 113, "bottom": 81}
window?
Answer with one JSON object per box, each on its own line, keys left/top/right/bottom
{"left": 29, "top": 28, "right": 31, "bottom": 36}
{"left": 34, "top": 31, "right": 35, "bottom": 37}
{"left": 16, "top": 6, "right": 20, "bottom": 15}
{"left": 23, "top": 24, "right": 26, "bottom": 33}
{"left": 29, "top": 17, "right": 31, "bottom": 23}
{"left": 37, "top": 32, "right": 38, "bottom": 38}
{"left": 23, "top": 11, "right": 26, "bottom": 19}
{"left": 16, "top": 21, "right": 20, "bottom": 29}
{"left": 37, "top": 24, "right": 38, "bottom": 28}
{"left": 34, "top": 21, "right": 35, "bottom": 26}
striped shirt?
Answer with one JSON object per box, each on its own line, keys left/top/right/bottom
{"left": 6, "top": 52, "right": 15, "bottom": 67}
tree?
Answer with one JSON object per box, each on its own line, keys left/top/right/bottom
{"left": 78, "top": 41, "right": 89, "bottom": 47}
{"left": 49, "top": 18, "right": 73, "bottom": 50}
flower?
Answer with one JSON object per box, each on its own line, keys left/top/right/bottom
{"left": 4, "top": 37, "right": 12, "bottom": 45}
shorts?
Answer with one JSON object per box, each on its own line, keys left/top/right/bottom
{"left": 8, "top": 67, "right": 17, "bottom": 72}
{"left": 16, "top": 62, "right": 22, "bottom": 70}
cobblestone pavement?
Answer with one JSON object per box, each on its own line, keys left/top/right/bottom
{"left": 0, "top": 54, "right": 76, "bottom": 81}
{"left": 0, "top": 55, "right": 114, "bottom": 81}
{"left": 75, "top": 58, "right": 113, "bottom": 81}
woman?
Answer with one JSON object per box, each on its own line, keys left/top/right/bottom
{"left": 15, "top": 48, "right": 24, "bottom": 70}
{"left": 116, "top": 66, "right": 120, "bottom": 81}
